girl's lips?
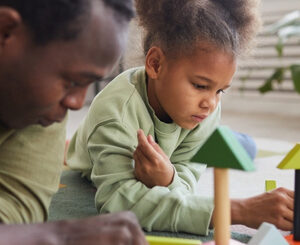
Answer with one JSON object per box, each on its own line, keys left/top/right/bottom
{"left": 191, "top": 115, "right": 207, "bottom": 122}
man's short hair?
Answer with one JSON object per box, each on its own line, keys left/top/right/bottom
{"left": 0, "top": 0, "right": 134, "bottom": 45}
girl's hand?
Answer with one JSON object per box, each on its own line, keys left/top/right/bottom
{"left": 230, "top": 187, "right": 294, "bottom": 231}
{"left": 133, "top": 129, "right": 174, "bottom": 188}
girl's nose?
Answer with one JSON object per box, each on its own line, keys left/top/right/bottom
{"left": 199, "top": 93, "right": 217, "bottom": 111}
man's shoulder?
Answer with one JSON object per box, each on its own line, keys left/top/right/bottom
{"left": 0, "top": 118, "right": 66, "bottom": 148}
{"left": 0, "top": 126, "right": 15, "bottom": 146}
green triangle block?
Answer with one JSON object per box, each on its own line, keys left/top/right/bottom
{"left": 277, "top": 143, "right": 300, "bottom": 169}
{"left": 190, "top": 126, "right": 254, "bottom": 171}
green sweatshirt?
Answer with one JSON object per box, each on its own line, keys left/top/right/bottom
{"left": 67, "top": 67, "right": 221, "bottom": 235}
{"left": 0, "top": 120, "right": 66, "bottom": 224}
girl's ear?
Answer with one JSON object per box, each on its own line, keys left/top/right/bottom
{"left": 145, "top": 46, "right": 165, "bottom": 80}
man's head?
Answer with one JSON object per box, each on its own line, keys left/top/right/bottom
{"left": 0, "top": 0, "right": 134, "bottom": 129}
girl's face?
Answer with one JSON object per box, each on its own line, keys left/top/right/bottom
{"left": 146, "top": 45, "right": 236, "bottom": 130}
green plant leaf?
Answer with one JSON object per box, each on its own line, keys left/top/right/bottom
{"left": 275, "top": 67, "right": 285, "bottom": 84}
{"left": 259, "top": 77, "right": 273, "bottom": 93}
{"left": 290, "top": 65, "right": 300, "bottom": 93}
{"left": 259, "top": 68, "right": 285, "bottom": 93}
{"left": 275, "top": 41, "right": 283, "bottom": 57}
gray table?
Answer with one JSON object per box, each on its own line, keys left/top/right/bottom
{"left": 49, "top": 170, "right": 251, "bottom": 243}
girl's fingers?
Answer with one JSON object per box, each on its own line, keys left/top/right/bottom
{"left": 285, "top": 189, "right": 294, "bottom": 199}
{"left": 286, "top": 194, "right": 294, "bottom": 211}
{"left": 135, "top": 147, "right": 149, "bottom": 165}
{"left": 275, "top": 188, "right": 294, "bottom": 211}
{"left": 284, "top": 207, "right": 294, "bottom": 223}
{"left": 147, "top": 134, "right": 167, "bottom": 157}
{"left": 137, "top": 130, "right": 161, "bottom": 160}
{"left": 280, "top": 218, "right": 293, "bottom": 231}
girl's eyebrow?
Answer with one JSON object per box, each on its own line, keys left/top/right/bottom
{"left": 195, "top": 75, "right": 232, "bottom": 89}
{"left": 194, "top": 75, "right": 216, "bottom": 84}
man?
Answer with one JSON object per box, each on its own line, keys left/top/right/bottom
{"left": 0, "top": 0, "right": 147, "bottom": 244}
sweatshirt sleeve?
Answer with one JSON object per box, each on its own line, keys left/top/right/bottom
{"left": 87, "top": 120, "right": 214, "bottom": 235}
{"left": 0, "top": 119, "right": 66, "bottom": 224}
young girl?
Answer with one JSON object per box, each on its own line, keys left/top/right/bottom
{"left": 67, "top": 0, "right": 294, "bottom": 235}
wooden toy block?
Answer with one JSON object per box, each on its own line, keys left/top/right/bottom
{"left": 191, "top": 126, "right": 254, "bottom": 171}
{"left": 265, "top": 180, "right": 277, "bottom": 191}
{"left": 277, "top": 144, "right": 300, "bottom": 241}
{"left": 285, "top": 234, "right": 300, "bottom": 245}
{"left": 190, "top": 126, "right": 255, "bottom": 245}
{"left": 277, "top": 143, "right": 300, "bottom": 170}
{"left": 213, "top": 168, "right": 230, "bottom": 244}
{"left": 203, "top": 239, "right": 245, "bottom": 245}
{"left": 248, "top": 222, "right": 288, "bottom": 245}
{"left": 146, "top": 235, "right": 202, "bottom": 245}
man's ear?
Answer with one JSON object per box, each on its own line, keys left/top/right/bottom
{"left": 0, "top": 7, "right": 21, "bottom": 49}
{"left": 145, "top": 46, "right": 165, "bottom": 80}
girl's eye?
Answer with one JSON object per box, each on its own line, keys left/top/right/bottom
{"left": 217, "top": 89, "right": 225, "bottom": 94}
{"left": 192, "top": 83, "right": 207, "bottom": 90}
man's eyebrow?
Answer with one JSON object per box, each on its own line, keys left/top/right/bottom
{"left": 78, "top": 72, "right": 103, "bottom": 81}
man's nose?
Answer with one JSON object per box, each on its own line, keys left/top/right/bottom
{"left": 61, "top": 87, "right": 88, "bottom": 110}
